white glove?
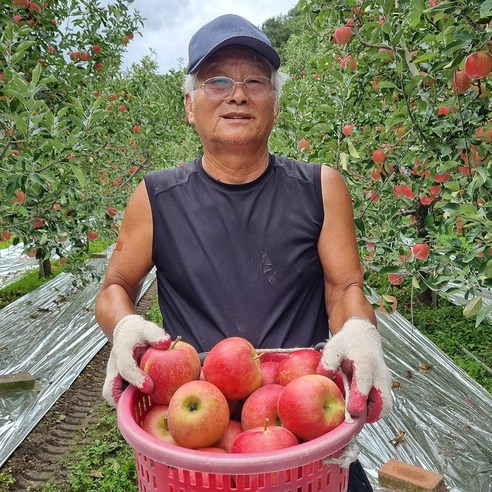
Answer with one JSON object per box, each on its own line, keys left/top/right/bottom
{"left": 319, "top": 318, "right": 393, "bottom": 423}
{"left": 102, "top": 314, "right": 171, "bottom": 407}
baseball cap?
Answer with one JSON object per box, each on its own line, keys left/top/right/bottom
{"left": 187, "top": 14, "right": 281, "bottom": 74}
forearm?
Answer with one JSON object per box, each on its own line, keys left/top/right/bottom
{"left": 95, "top": 283, "right": 139, "bottom": 341}
{"left": 326, "top": 283, "right": 376, "bottom": 335}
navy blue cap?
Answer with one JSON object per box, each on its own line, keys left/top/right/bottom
{"left": 187, "top": 14, "right": 281, "bottom": 74}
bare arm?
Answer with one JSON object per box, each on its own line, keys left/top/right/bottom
{"left": 95, "top": 180, "right": 154, "bottom": 341}
{"left": 317, "top": 165, "right": 376, "bottom": 335}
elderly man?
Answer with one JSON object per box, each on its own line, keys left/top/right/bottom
{"left": 95, "top": 14, "right": 392, "bottom": 491}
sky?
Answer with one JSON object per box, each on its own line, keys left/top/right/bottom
{"left": 119, "top": 0, "right": 299, "bottom": 74}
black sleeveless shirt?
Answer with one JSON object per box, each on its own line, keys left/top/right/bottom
{"left": 144, "top": 154, "right": 328, "bottom": 352}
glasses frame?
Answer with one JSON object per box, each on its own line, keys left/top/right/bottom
{"left": 198, "top": 76, "right": 274, "bottom": 100}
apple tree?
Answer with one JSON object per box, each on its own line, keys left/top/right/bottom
{"left": 275, "top": 0, "right": 492, "bottom": 325}
{"left": 0, "top": 0, "right": 143, "bottom": 277}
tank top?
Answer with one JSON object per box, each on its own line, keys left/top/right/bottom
{"left": 144, "top": 154, "right": 328, "bottom": 352}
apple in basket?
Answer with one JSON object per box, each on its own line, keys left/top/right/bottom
{"left": 231, "top": 419, "right": 299, "bottom": 453}
{"left": 260, "top": 360, "right": 280, "bottom": 385}
{"left": 241, "top": 383, "right": 284, "bottom": 430}
{"left": 142, "top": 404, "right": 177, "bottom": 445}
{"left": 202, "top": 337, "right": 263, "bottom": 400}
{"left": 167, "top": 380, "right": 230, "bottom": 449}
{"left": 139, "top": 338, "right": 201, "bottom": 404}
{"left": 277, "top": 374, "right": 345, "bottom": 441}
{"left": 213, "top": 419, "right": 243, "bottom": 452}
{"left": 275, "top": 348, "right": 322, "bottom": 386}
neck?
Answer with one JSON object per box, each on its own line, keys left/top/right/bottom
{"left": 202, "top": 150, "right": 270, "bottom": 184}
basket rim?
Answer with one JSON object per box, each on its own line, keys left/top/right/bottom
{"left": 117, "top": 385, "right": 366, "bottom": 474}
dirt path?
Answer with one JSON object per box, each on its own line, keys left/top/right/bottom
{"left": 0, "top": 281, "right": 157, "bottom": 491}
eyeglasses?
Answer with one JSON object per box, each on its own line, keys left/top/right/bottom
{"left": 199, "top": 76, "right": 273, "bottom": 100}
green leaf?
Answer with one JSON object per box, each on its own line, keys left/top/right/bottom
{"left": 347, "top": 140, "right": 360, "bottom": 159}
{"left": 31, "top": 63, "right": 42, "bottom": 86}
{"left": 340, "top": 152, "right": 349, "bottom": 171}
{"left": 475, "top": 303, "right": 492, "bottom": 327}
{"left": 480, "top": 0, "right": 492, "bottom": 17}
{"left": 70, "top": 164, "right": 86, "bottom": 188}
{"left": 463, "top": 296, "right": 482, "bottom": 318}
{"left": 379, "top": 265, "right": 401, "bottom": 274}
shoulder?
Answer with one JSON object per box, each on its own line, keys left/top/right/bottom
{"left": 145, "top": 160, "right": 199, "bottom": 195}
{"left": 271, "top": 154, "right": 322, "bottom": 183}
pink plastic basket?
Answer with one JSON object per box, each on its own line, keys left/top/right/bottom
{"left": 117, "top": 353, "right": 366, "bottom": 492}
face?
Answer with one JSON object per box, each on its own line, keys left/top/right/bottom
{"left": 185, "top": 46, "right": 278, "bottom": 152}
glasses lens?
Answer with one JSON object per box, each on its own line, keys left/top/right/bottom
{"left": 243, "top": 76, "right": 272, "bottom": 99}
{"left": 202, "top": 76, "right": 272, "bottom": 99}
{"left": 203, "top": 77, "right": 234, "bottom": 99}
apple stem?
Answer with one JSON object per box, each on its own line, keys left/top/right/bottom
{"left": 171, "top": 336, "right": 182, "bottom": 350}
{"left": 263, "top": 418, "right": 270, "bottom": 432}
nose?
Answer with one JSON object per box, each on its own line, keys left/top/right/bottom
{"left": 228, "top": 81, "right": 248, "bottom": 103}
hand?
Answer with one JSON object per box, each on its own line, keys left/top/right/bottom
{"left": 319, "top": 318, "right": 393, "bottom": 423}
{"left": 102, "top": 314, "right": 171, "bottom": 407}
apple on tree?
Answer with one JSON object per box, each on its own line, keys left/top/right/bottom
{"left": 167, "top": 380, "right": 230, "bottom": 449}
{"left": 202, "top": 337, "right": 262, "bottom": 400}
{"left": 277, "top": 374, "right": 345, "bottom": 442}
{"left": 464, "top": 51, "right": 492, "bottom": 79}
{"left": 139, "top": 338, "right": 201, "bottom": 405}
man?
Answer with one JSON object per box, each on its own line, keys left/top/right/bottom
{"left": 95, "top": 14, "right": 392, "bottom": 491}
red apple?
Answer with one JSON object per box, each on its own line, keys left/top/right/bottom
{"left": 451, "top": 70, "right": 471, "bottom": 94}
{"left": 412, "top": 243, "right": 430, "bottom": 260}
{"left": 142, "top": 404, "right": 177, "bottom": 445}
{"left": 241, "top": 384, "right": 284, "bottom": 430}
{"left": 92, "top": 44, "right": 101, "bottom": 55}
{"left": 388, "top": 273, "right": 404, "bottom": 285}
{"left": 464, "top": 51, "right": 492, "bottom": 79}
{"left": 139, "top": 339, "right": 201, "bottom": 405}
{"left": 231, "top": 420, "right": 298, "bottom": 453}
{"left": 213, "top": 419, "right": 243, "bottom": 452}
{"left": 277, "top": 374, "right": 345, "bottom": 441}
{"left": 341, "top": 55, "right": 357, "bottom": 71}
{"left": 342, "top": 124, "right": 354, "bottom": 137}
{"left": 297, "top": 138, "right": 310, "bottom": 151}
{"left": 167, "top": 380, "right": 230, "bottom": 449}
{"left": 475, "top": 125, "right": 492, "bottom": 142}
{"left": 0, "top": 230, "right": 12, "bottom": 242}
{"left": 275, "top": 349, "right": 322, "bottom": 386}
{"left": 202, "top": 337, "right": 262, "bottom": 400}
{"left": 87, "top": 230, "right": 98, "bottom": 241}
{"left": 438, "top": 106, "right": 452, "bottom": 116}
{"left": 333, "top": 26, "right": 353, "bottom": 45}
{"left": 260, "top": 361, "right": 279, "bottom": 386}
{"left": 372, "top": 149, "right": 386, "bottom": 164}
{"left": 107, "top": 207, "right": 117, "bottom": 217}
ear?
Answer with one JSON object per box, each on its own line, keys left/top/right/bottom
{"left": 185, "top": 93, "right": 195, "bottom": 125}
{"left": 273, "top": 106, "right": 280, "bottom": 125}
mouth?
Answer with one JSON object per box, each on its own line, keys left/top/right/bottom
{"left": 222, "top": 113, "right": 253, "bottom": 120}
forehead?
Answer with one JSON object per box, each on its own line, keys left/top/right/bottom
{"left": 198, "top": 45, "right": 271, "bottom": 78}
